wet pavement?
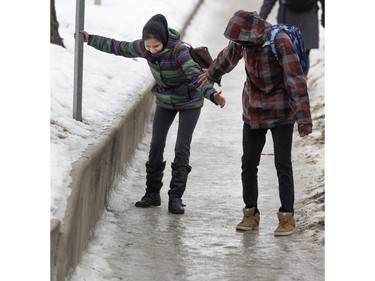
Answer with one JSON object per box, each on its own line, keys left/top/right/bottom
{"left": 69, "top": 1, "right": 324, "bottom": 280}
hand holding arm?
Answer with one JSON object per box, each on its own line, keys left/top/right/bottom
{"left": 198, "top": 69, "right": 225, "bottom": 107}
{"left": 198, "top": 69, "right": 209, "bottom": 84}
{"left": 198, "top": 68, "right": 216, "bottom": 85}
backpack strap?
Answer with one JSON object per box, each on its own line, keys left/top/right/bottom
{"left": 262, "top": 26, "right": 284, "bottom": 59}
{"left": 172, "top": 41, "right": 190, "bottom": 57}
{"left": 171, "top": 41, "right": 191, "bottom": 67}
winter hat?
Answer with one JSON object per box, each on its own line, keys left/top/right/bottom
{"left": 142, "top": 14, "right": 169, "bottom": 46}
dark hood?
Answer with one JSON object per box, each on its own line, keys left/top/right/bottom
{"left": 142, "top": 14, "right": 169, "bottom": 46}
{"left": 224, "top": 10, "right": 272, "bottom": 47}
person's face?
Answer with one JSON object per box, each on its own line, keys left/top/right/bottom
{"left": 144, "top": 38, "right": 163, "bottom": 54}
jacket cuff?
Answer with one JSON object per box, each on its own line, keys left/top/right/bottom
{"left": 207, "top": 72, "right": 222, "bottom": 87}
{"left": 88, "top": 34, "right": 94, "bottom": 45}
{"left": 298, "top": 124, "right": 313, "bottom": 134}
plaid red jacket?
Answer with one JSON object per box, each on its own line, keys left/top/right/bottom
{"left": 207, "top": 10, "right": 312, "bottom": 133}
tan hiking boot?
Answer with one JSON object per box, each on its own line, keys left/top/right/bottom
{"left": 236, "top": 207, "right": 260, "bottom": 231}
{"left": 274, "top": 212, "right": 295, "bottom": 236}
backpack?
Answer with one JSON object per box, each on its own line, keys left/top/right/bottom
{"left": 173, "top": 41, "right": 221, "bottom": 85}
{"left": 174, "top": 42, "right": 213, "bottom": 69}
{"left": 262, "top": 24, "right": 308, "bottom": 75}
{"left": 285, "top": 0, "right": 316, "bottom": 12}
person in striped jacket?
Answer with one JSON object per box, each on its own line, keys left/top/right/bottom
{"left": 199, "top": 10, "right": 312, "bottom": 236}
{"left": 78, "top": 14, "right": 225, "bottom": 215}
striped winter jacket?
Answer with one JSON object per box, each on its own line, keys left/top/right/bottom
{"left": 207, "top": 10, "right": 312, "bottom": 133}
{"left": 88, "top": 29, "right": 217, "bottom": 110}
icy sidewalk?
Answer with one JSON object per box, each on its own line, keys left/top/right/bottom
{"left": 68, "top": 48, "right": 324, "bottom": 281}
{"left": 68, "top": 0, "right": 324, "bottom": 279}
{"left": 68, "top": 60, "right": 324, "bottom": 280}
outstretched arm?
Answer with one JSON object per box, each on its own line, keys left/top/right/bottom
{"left": 199, "top": 41, "right": 243, "bottom": 86}
{"left": 74, "top": 30, "right": 145, "bottom": 58}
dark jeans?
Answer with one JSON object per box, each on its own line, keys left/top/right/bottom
{"left": 241, "top": 123, "right": 295, "bottom": 213}
{"left": 148, "top": 106, "right": 201, "bottom": 166}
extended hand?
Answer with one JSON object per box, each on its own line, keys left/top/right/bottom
{"left": 74, "top": 30, "right": 89, "bottom": 43}
{"left": 299, "top": 131, "right": 310, "bottom": 138}
{"left": 213, "top": 91, "right": 225, "bottom": 108}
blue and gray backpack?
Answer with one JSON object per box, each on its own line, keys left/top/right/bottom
{"left": 262, "top": 24, "right": 308, "bottom": 75}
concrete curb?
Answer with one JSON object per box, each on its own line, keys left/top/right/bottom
{"left": 50, "top": 1, "right": 204, "bottom": 280}
{"left": 50, "top": 219, "right": 61, "bottom": 280}
{"left": 51, "top": 87, "right": 155, "bottom": 281}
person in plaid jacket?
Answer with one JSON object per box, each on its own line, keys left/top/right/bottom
{"left": 199, "top": 10, "right": 312, "bottom": 236}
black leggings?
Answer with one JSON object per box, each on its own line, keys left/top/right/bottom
{"left": 148, "top": 106, "right": 201, "bottom": 166}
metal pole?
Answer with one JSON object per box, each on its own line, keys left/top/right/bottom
{"left": 73, "top": 0, "right": 85, "bottom": 121}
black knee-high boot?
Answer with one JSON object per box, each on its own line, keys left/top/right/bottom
{"left": 135, "top": 161, "right": 166, "bottom": 208}
{"left": 168, "top": 162, "right": 191, "bottom": 214}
